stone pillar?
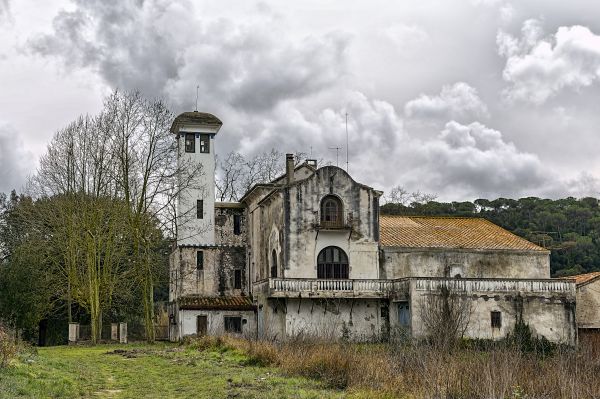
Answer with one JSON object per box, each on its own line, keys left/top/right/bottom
{"left": 119, "top": 322, "right": 127, "bottom": 344}
{"left": 68, "top": 323, "right": 79, "bottom": 344}
{"left": 111, "top": 323, "right": 119, "bottom": 341}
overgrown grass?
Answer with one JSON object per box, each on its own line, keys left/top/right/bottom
{"left": 0, "top": 342, "right": 344, "bottom": 398}
{"left": 195, "top": 335, "right": 600, "bottom": 398}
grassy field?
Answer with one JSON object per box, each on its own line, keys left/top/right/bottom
{"left": 0, "top": 343, "right": 346, "bottom": 399}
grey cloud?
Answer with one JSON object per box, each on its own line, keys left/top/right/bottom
{"left": 0, "top": 124, "right": 33, "bottom": 194}
{"left": 498, "top": 20, "right": 600, "bottom": 104}
{"left": 404, "top": 82, "right": 489, "bottom": 122}
{"left": 29, "top": 0, "right": 349, "bottom": 113}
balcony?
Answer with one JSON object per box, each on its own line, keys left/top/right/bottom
{"left": 412, "top": 277, "right": 575, "bottom": 296}
{"left": 255, "top": 278, "right": 398, "bottom": 298}
{"left": 252, "top": 277, "right": 575, "bottom": 300}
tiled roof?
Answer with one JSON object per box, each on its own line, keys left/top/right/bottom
{"left": 178, "top": 296, "right": 255, "bottom": 311}
{"left": 379, "top": 215, "right": 546, "bottom": 252}
{"left": 560, "top": 271, "right": 600, "bottom": 287}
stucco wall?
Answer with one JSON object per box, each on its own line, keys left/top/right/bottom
{"left": 576, "top": 279, "right": 600, "bottom": 329}
{"left": 407, "top": 285, "right": 576, "bottom": 344}
{"left": 171, "top": 246, "right": 247, "bottom": 298}
{"left": 178, "top": 309, "right": 256, "bottom": 338}
{"left": 381, "top": 248, "right": 550, "bottom": 280}
{"left": 284, "top": 298, "right": 385, "bottom": 341}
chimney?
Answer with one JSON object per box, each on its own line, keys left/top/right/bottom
{"left": 286, "top": 153, "right": 295, "bottom": 184}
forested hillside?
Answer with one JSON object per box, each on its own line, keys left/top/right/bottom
{"left": 381, "top": 197, "right": 600, "bottom": 277}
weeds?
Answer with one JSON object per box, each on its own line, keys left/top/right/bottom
{"left": 188, "top": 334, "right": 600, "bottom": 398}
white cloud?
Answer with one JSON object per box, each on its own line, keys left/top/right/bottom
{"left": 499, "top": 20, "right": 600, "bottom": 104}
{"left": 404, "top": 82, "right": 489, "bottom": 121}
{"left": 380, "top": 24, "right": 429, "bottom": 52}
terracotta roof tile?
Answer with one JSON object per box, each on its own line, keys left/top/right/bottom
{"left": 559, "top": 271, "right": 600, "bottom": 286}
{"left": 178, "top": 296, "right": 254, "bottom": 311}
{"left": 380, "top": 215, "right": 546, "bottom": 252}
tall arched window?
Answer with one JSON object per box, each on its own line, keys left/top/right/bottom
{"left": 320, "top": 195, "right": 343, "bottom": 227}
{"left": 317, "top": 246, "right": 349, "bottom": 279}
{"left": 271, "top": 250, "right": 278, "bottom": 278}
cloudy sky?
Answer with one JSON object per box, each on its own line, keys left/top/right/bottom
{"left": 1, "top": 0, "right": 600, "bottom": 201}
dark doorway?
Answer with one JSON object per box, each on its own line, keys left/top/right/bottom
{"left": 196, "top": 315, "right": 208, "bottom": 336}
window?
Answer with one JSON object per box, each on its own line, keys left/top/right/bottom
{"left": 317, "top": 246, "right": 349, "bottom": 279}
{"left": 185, "top": 133, "right": 195, "bottom": 153}
{"left": 491, "top": 311, "right": 502, "bottom": 328}
{"left": 197, "top": 200, "right": 203, "bottom": 219}
{"left": 320, "top": 196, "right": 343, "bottom": 227}
{"left": 234, "top": 269, "right": 242, "bottom": 289}
{"left": 271, "top": 250, "right": 278, "bottom": 278}
{"left": 199, "top": 134, "right": 210, "bottom": 153}
{"left": 224, "top": 316, "right": 242, "bottom": 333}
{"left": 196, "top": 251, "right": 204, "bottom": 270}
{"left": 233, "top": 214, "right": 241, "bottom": 235}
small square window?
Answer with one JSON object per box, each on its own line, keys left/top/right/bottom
{"left": 196, "top": 251, "right": 203, "bottom": 270}
{"left": 199, "top": 134, "right": 210, "bottom": 153}
{"left": 491, "top": 311, "right": 502, "bottom": 328}
{"left": 185, "top": 133, "right": 195, "bottom": 153}
{"left": 224, "top": 316, "right": 242, "bottom": 333}
{"left": 197, "top": 200, "right": 203, "bottom": 219}
{"left": 233, "top": 214, "right": 241, "bottom": 235}
{"left": 234, "top": 269, "right": 242, "bottom": 289}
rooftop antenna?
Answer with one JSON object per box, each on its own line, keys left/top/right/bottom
{"left": 329, "top": 146, "right": 342, "bottom": 167}
{"left": 345, "top": 112, "right": 349, "bottom": 174}
{"left": 195, "top": 85, "right": 199, "bottom": 111}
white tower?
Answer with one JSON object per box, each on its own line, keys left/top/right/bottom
{"left": 170, "top": 111, "right": 222, "bottom": 246}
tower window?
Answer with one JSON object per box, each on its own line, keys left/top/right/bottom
{"left": 197, "top": 200, "right": 203, "bottom": 219}
{"left": 185, "top": 133, "right": 195, "bottom": 153}
{"left": 196, "top": 251, "right": 204, "bottom": 270}
{"left": 233, "top": 214, "right": 241, "bottom": 235}
{"left": 234, "top": 269, "right": 242, "bottom": 289}
{"left": 271, "top": 250, "right": 278, "bottom": 278}
{"left": 199, "top": 134, "right": 210, "bottom": 153}
{"left": 491, "top": 311, "right": 502, "bottom": 328}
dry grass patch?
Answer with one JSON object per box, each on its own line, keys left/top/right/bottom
{"left": 189, "top": 335, "right": 600, "bottom": 398}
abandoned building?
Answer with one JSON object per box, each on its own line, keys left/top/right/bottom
{"left": 561, "top": 272, "right": 600, "bottom": 341}
{"left": 168, "top": 111, "right": 577, "bottom": 344}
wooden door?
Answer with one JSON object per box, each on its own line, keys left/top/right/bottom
{"left": 196, "top": 315, "right": 207, "bottom": 336}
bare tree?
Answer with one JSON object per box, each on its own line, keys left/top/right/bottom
{"left": 419, "top": 285, "right": 472, "bottom": 350}
{"left": 385, "top": 185, "right": 437, "bottom": 205}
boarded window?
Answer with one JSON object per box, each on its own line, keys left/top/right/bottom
{"left": 317, "top": 246, "right": 349, "bottom": 279}
{"left": 491, "top": 311, "right": 502, "bottom": 328}
{"left": 234, "top": 269, "right": 242, "bottom": 289}
{"left": 199, "top": 134, "right": 210, "bottom": 153}
{"left": 185, "top": 133, "right": 195, "bottom": 153}
{"left": 196, "top": 251, "right": 204, "bottom": 270}
{"left": 197, "top": 200, "right": 203, "bottom": 219}
{"left": 224, "top": 316, "right": 242, "bottom": 333}
{"left": 271, "top": 250, "right": 278, "bottom": 278}
{"left": 233, "top": 214, "right": 241, "bottom": 235}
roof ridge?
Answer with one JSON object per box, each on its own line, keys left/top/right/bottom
{"left": 381, "top": 215, "right": 486, "bottom": 220}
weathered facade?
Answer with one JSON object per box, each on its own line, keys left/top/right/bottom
{"left": 561, "top": 272, "right": 600, "bottom": 334}
{"left": 168, "top": 111, "right": 577, "bottom": 345}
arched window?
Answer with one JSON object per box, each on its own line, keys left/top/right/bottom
{"left": 317, "top": 246, "right": 349, "bottom": 279}
{"left": 271, "top": 250, "right": 278, "bottom": 278}
{"left": 320, "top": 196, "right": 343, "bottom": 227}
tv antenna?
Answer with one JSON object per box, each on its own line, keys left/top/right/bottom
{"left": 195, "top": 85, "right": 199, "bottom": 111}
{"left": 329, "top": 146, "right": 342, "bottom": 167}
{"left": 345, "top": 112, "right": 349, "bottom": 173}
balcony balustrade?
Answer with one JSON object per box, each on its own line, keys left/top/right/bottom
{"left": 252, "top": 277, "right": 575, "bottom": 299}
